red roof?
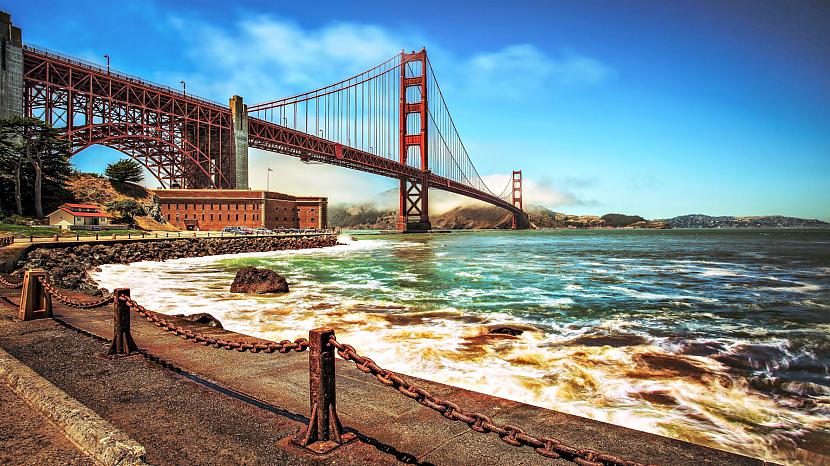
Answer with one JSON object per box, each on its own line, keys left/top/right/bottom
{"left": 63, "top": 203, "right": 102, "bottom": 210}
{"left": 52, "top": 203, "right": 113, "bottom": 218}
{"left": 57, "top": 207, "right": 113, "bottom": 218}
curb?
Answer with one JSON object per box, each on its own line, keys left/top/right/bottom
{"left": 0, "top": 346, "right": 148, "bottom": 466}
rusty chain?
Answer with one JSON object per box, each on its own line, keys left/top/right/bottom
{"left": 36, "top": 276, "right": 114, "bottom": 309}
{"left": 120, "top": 295, "right": 309, "bottom": 354}
{"left": 329, "top": 337, "right": 654, "bottom": 466}
{"left": 0, "top": 295, "right": 19, "bottom": 310}
{"left": 0, "top": 275, "right": 23, "bottom": 289}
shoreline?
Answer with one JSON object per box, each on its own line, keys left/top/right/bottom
{"left": 0, "top": 285, "right": 766, "bottom": 466}
{"left": 7, "top": 233, "right": 339, "bottom": 294}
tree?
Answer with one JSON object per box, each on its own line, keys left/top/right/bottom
{"left": 105, "top": 159, "right": 144, "bottom": 184}
{"left": 105, "top": 199, "right": 146, "bottom": 224}
{"left": 0, "top": 117, "right": 73, "bottom": 219}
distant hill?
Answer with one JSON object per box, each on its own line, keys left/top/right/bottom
{"left": 66, "top": 173, "right": 176, "bottom": 231}
{"left": 664, "top": 214, "right": 829, "bottom": 229}
{"left": 330, "top": 203, "right": 669, "bottom": 230}
{"left": 525, "top": 206, "right": 669, "bottom": 229}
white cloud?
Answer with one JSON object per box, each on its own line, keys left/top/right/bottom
{"left": 158, "top": 14, "right": 612, "bottom": 208}
{"left": 480, "top": 173, "right": 583, "bottom": 208}
{"left": 458, "top": 45, "right": 616, "bottom": 99}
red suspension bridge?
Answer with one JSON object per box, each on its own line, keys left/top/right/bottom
{"left": 17, "top": 42, "right": 528, "bottom": 231}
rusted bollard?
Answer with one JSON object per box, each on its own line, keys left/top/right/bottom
{"left": 18, "top": 269, "right": 52, "bottom": 321}
{"left": 106, "top": 288, "right": 138, "bottom": 358}
{"left": 294, "top": 328, "right": 355, "bottom": 453}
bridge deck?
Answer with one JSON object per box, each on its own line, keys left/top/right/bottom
{"left": 0, "top": 284, "right": 766, "bottom": 466}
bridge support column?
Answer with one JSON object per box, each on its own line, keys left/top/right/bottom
{"left": 398, "top": 49, "right": 431, "bottom": 233}
{"left": 230, "top": 95, "right": 249, "bottom": 189}
{"left": 0, "top": 12, "right": 23, "bottom": 119}
{"left": 511, "top": 170, "right": 529, "bottom": 230}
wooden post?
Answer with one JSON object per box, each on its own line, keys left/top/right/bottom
{"left": 18, "top": 269, "right": 52, "bottom": 321}
{"left": 106, "top": 288, "right": 138, "bottom": 357}
{"left": 294, "top": 328, "right": 355, "bottom": 453}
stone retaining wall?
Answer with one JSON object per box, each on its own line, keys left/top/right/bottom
{"left": 18, "top": 235, "right": 339, "bottom": 294}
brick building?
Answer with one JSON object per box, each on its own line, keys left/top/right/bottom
{"left": 154, "top": 190, "right": 327, "bottom": 231}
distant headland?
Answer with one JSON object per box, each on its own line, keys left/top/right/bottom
{"left": 330, "top": 204, "right": 829, "bottom": 230}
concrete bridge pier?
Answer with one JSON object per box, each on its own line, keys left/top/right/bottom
{"left": 512, "top": 211, "right": 530, "bottom": 229}
{"left": 230, "top": 95, "right": 249, "bottom": 189}
{"left": 0, "top": 12, "right": 23, "bottom": 119}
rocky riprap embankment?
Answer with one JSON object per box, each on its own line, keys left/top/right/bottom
{"left": 20, "top": 236, "right": 339, "bottom": 295}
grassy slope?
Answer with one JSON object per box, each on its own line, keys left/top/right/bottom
{"left": 66, "top": 174, "right": 176, "bottom": 231}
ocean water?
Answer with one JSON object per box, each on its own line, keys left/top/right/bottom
{"left": 91, "top": 229, "right": 830, "bottom": 465}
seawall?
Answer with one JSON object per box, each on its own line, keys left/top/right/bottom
{"left": 10, "top": 234, "right": 339, "bottom": 294}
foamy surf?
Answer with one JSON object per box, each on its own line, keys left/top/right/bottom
{"left": 90, "top": 230, "right": 830, "bottom": 465}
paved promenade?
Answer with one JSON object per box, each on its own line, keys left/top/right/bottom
{"left": 0, "top": 281, "right": 770, "bottom": 465}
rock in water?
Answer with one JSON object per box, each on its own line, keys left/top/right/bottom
{"left": 230, "top": 266, "right": 289, "bottom": 294}
{"left": 173, "top": 312, "right": 224, "bottom": 329}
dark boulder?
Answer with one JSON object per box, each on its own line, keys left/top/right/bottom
{"left": 230, "top": 266, "right": 289, "bottom": 294}
{"left": 487, "top": 324, "right": 539, "bottom": 336}
{"left": 173, "top": 312, "right": 224, "bottom": 329}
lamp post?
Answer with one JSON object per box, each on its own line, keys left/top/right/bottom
{"left": 180, "top": 80, "right": 186, "bottom": 96}
{"left": 104, "top": 54, "right": 110, "bottom": 74}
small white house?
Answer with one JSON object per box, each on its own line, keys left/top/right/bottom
{"left": 47, "top": 203, "right": 113, "bottom": 230}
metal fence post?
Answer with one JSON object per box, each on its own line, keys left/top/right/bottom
{"left": 18, "top": 269, "right": 52, "bottom": 321}
{"left": 294, "top": 327, "right": 355, "bottom": 453}
{"left": 106, "top": 288, "right": 139, "bottom": 357}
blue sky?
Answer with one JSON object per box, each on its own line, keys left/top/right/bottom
{"left": 5, "top": 0, "right": 830, "bottom": 219}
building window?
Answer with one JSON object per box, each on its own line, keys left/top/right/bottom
{"left": 244, "top": 214, "right": 247, "bottom": 221}
{"left": 184, "top": 204, "right": 188, "bottom": 210}
{"left": 235, "top": 214, "right": 239, "bottom": 221}
{"left": 210, "top": 214, "right": 214, "bottom": 220}
{"left": 167, "top": 214, "right": 170, "bottom": 221}
{"left": 202, "top": 214, "right": 205, "bottom": 220}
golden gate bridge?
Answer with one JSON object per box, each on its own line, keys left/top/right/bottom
{"left": 21, "top": 45, "right": 528, "bottom": 231}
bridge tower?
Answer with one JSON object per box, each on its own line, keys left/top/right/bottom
{"left": 398, "top": 49, "right": 431, "bottom": 232}
{"left": 511, "top": 170, "right": 529, "bottom": 229}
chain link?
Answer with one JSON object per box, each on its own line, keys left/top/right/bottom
{"left": 120, "top": 295, "right": 309, "bottom": 354}
{"left": 329, "top": 337, "right": 654, "bottom": 466}
{"left": 36, "top": 276, "right": 114, "bottom": 308}
{"left": 0, "top": 275, "right": 23, "bottom": 289}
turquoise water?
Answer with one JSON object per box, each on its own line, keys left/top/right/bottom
{"left": 93, "top": 229, "right": 830, "bottom": 464}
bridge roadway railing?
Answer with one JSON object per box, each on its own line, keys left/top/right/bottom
{"left": 23, "top": 44, "right": 228, "bottom": 110}
{"left": 1, "top": 266, "right": 654, "bottom": 466}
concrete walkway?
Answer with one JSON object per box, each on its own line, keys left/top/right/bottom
{"left": 0, "top": 283, "right": 772, "bottom": 466}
